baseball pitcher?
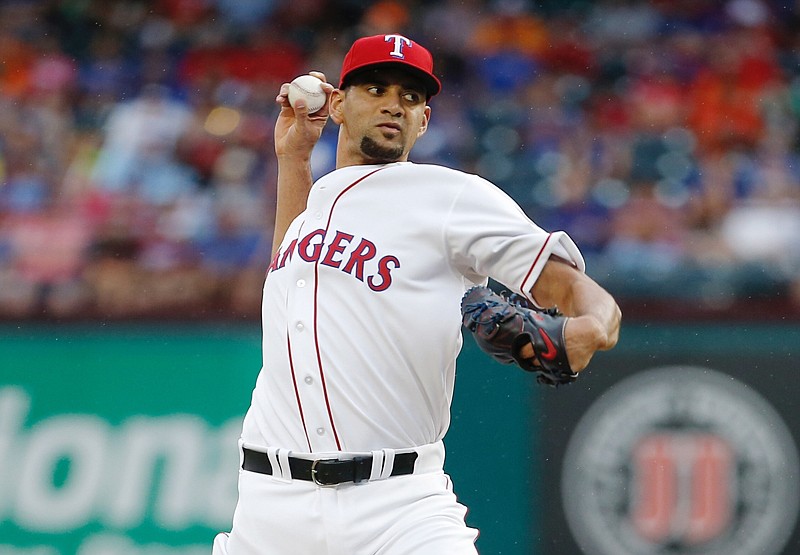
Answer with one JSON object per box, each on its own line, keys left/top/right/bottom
{"left": 213, "top": 33, "right": 621, "bottom": 554}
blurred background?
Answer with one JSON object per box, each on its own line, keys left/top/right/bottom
{"left": 1, "top": 0, "right": 800, "bottom": 320}
{"left": 1, "top": 0, "right": 799, "bottom": 554}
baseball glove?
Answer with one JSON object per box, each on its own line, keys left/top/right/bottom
{"left": 460, "top": 285, "right": 577, "bottom": 387}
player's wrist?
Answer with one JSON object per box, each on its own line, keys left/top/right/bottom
{"left": 567, "top": 315, "right": 607, "bottom": 350}
{"left": 277, "top": 151, "right": 313, "bottom": 165}
{"left": 577, "top": 311, "right": 620, "bottom": 351}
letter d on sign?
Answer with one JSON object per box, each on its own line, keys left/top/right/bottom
{"left": 17, "top": 414, "right": 110, "bottom": 532}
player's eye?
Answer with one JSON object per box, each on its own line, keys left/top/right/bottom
{"left": 403, "top": 92, "right": 422, "bottom": 103}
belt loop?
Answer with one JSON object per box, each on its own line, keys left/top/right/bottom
{"left": 278, "top": 449, "right": 292, "bottom": 481}
{"left": 369, "top": 450, "right": 385, "bottom": 481}
{"left": 380, "top": 448, "right": 396, "bottom": 480}
{"left": 267, "top": 447, "right": 291, "bottom": 482}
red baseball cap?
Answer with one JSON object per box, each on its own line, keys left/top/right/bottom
{"left": 339, "top": 34, "right": 441, "bottom": 97}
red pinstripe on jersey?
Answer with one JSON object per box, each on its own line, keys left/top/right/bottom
{"left": 520, "top": 232, "right": 552, "bottom": 299}
{"left": 286, "top": 331, "right": 312, "bottom": 451}
{"left": 300, "top": 166, "right": 386, "bottom": 451}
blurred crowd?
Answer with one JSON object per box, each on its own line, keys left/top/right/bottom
{"left": 1, "top": 0, "right": 800, "bottom": 320}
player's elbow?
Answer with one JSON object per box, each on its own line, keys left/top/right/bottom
{"left": 603, "top": 302, "right": 622, "bottom": 350}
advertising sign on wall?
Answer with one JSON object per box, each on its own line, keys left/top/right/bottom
{"left": 562, "top": 366, "right": 799, "bottom": 555}
{"left": 0, "top": 323, "right": 536, "bottom": 555}
{"left": 0, "top": 324, "right": 261, "bottom": 555}
{"left": 537, "top": 323, "right": 800, "bottom": 555}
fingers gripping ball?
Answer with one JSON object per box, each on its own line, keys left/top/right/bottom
{"left": 288, "top": 74, "right": 327, "bottom": 113}
{"left": 460, "top": 286, "right": 577, "bottom": 387}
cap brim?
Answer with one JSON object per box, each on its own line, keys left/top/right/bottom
{"left": 340, "top": 62, "right": 441, "bottom": 98}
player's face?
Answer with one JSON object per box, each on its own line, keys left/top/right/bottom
{"left": 332, "top": 68, "right": 431, "bottom": 165}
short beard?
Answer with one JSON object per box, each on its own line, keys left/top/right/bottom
{"left": 360, "top": 136, "right": 404, "bottom": 163}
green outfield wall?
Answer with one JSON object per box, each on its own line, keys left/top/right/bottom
{"left": 0, "top": 323, "right": 533, "bottom": 555}
{"left": 1, "top": 322, "right": 798, "bottom": 555}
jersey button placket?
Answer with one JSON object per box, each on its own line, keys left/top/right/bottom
{"left": 283, "top": 217, "right": 338, "bottom": 452}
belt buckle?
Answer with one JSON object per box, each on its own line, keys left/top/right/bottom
{"left": 310, "top": 459, "right": 339, "bottom": 487}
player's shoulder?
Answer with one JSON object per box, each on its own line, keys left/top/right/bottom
{"left": 394, "top": 163, "right": 515, "bottom": 209}
{"left": 396, "top": 161, "right": 465, "bottom": 175}
{"left": 393, "top": 161, "right": 486, "bottom": 185}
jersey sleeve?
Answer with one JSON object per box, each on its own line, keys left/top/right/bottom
{"left": 444, "top": 174, "right": 585, "bottom": 305}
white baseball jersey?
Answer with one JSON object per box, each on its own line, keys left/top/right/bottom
{"left": 240, "top": 161, "right": 584, "bottom": 454}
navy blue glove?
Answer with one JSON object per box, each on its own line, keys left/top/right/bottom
{"left": 461, "top": 286, "right": 577, "bottom": 387}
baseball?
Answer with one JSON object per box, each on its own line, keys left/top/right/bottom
{"left": 288, "top": 74, "right": 327, "bottom": 113}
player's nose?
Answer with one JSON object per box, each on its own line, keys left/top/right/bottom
{"left": 380, "top": 88, "right": 404, "bottom": 116}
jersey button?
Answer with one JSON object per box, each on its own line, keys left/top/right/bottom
{"left": 314, "top": 212, "right": 323, "bottom": 220}
{"left": 304, "top": 375, "right": 313, "bottom": 385}
{"left": 316, "top": 427, "right": 325, "bottom": 435}
{"left": 295, "top": 322, "right": 305, "bottom": 331}
{"left": 296, "top": 279, "right": 306, "bottom": 288}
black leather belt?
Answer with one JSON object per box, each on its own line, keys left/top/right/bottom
{"left": 242, "top": 447, "right": 418, "bottom": 486}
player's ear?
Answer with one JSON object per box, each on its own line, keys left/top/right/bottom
{"left": 329, "top": 89, "right": 346, "bottom": 124}
{"left": 416, "top": 106, "right": 431, "bottom": 138}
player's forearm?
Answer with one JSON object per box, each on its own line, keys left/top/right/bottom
{"left": 271, "top": 72, "right": 333, "bottom": 255}
{"left": 564, "top": 277, "right": 621, "bottom": 351}
{"left": 272, "top": 156, "right": 313, "bottom": 255}
{"left": 532, "top": 259, "right": 621, "bottom": 351}
{"left": 553, "top": 279, "right": 620, "bottom": 372}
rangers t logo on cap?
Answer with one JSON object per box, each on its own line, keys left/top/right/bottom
{"left": 385, "top": 34, "right": 411, "bottom": 59}
{"left": 339, "top": 33, "right": 441, "bottom": 97}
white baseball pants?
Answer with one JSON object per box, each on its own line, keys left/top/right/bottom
{"left": 212, "top": 442, "right": 479, "bottom": 555}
